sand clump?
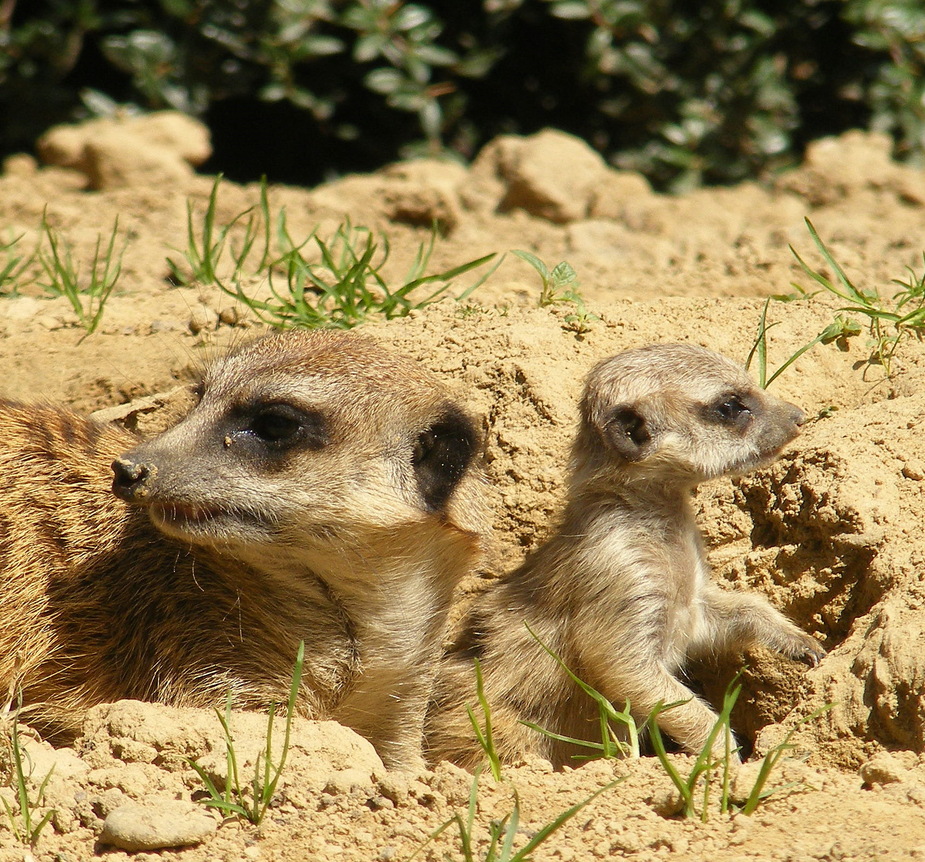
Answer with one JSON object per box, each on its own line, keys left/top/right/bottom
{"left": 0, "top": 114, "right": 924, "bottom": 857}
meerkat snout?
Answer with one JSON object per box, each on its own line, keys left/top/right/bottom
{"left": 111, "top": 457, "right": 151, "bottom": 499}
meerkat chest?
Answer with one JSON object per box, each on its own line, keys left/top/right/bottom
{"left": 659, "top": 529, "right": 712, "bottom": 665}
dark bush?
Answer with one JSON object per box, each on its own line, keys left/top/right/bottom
{"left": 1, "top": 0, "right": 923, "bottom": 190}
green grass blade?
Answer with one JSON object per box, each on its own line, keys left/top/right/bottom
{"left": 803, "top": 218, "right": 872, "bottom": 304}
{"left": 745, "top": 297, "right": 772, "bottom": 387}
{"left": 1, "top": 795, "right": 21, "bottom": 843}
{"left": 524, "top": 622, "right": 638, "bottom": 757}
{"left": 647, "top": 704, "right": 694, "bottom": 814}
{"left": 499, "top": 798, "right": 519, "bottom": 861}
{"left": 465, "top": 657, "right": 503, "bottom": 781}
{"left": 763, "top": 332, "right": 827, "bottom": 388}
{"left": 519, "top": 721, "right": 608, "bottom": 755}
{"left": 258, "top": 176, "right": 273, "bottom": 272}
{"left": 512, "top": 780, "right": 619, "bottom": 861}
{"left": 837, "top": 305, "right": 901, "bottom": 323}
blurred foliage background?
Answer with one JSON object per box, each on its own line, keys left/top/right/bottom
{"left": 2, "top": 0, "right": 924, "bottom": 190}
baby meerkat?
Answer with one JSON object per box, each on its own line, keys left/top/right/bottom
{"left": 426, "top": 342, "right": 824, "bottom": 768}
{"left": 0, "top": 329, "right": 488, "bottom": 769}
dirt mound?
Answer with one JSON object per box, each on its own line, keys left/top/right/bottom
{"left": 1, "top": 115, "right": 925, "bottom": 858}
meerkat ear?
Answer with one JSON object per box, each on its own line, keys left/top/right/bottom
{"left": 601, "top": 404, "right": 653, "bottom": 462}
{"left": 413, "top": 406, "right": 480, "bottom": 512}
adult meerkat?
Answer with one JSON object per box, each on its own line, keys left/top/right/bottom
{"left": 0, "top": 329, "right": 488, "bottom": 770}
{"left": 426, "top": 343, "right": 825, "bottom": 768}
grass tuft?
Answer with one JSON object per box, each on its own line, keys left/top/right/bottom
{"left": 191, "top": 640, "right": 304, "bottom": 825}
{"left": 0, "top": 703, "right": 55, "bottom": 847}
{"left": 513, "top": 250, "right": 597, "bottom": 333}
{"left": 165, "top": 175, "right": 498, "bottom": 328}
{"left": 648, "top": 674, "right": 833, "bottom": 821}
{"left": 0, "top": 231, "right": 36, "bottom": 296}
{"left": 224, "top": 219, "right": 497, "bottom": 329}
{"left": 412, "top": 769, "right": 619, "bottom": 862}
{"left": 647, "top": 675, "right": 741, "bottom": 822}
{"left": 37, "top": 211, "right": 126, "bottom": 337}
{"left": 747, "top": 217, "right": 925, "bottom": 386}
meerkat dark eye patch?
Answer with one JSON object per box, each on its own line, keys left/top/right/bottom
{"left": 234, "top": 403, "right": 328, "bottom": 451}
{"left": 413, "top": 406, "right": 479, "bottom": 513}
{"left": 704, "top": 392, "right": 755, "bottom": 430}
{"left": 603, "top": 405, "right": 652, "bottom": 461}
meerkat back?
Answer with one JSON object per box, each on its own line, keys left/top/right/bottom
{"left": 0, "top": 404, "right": 145, "bottom": 713}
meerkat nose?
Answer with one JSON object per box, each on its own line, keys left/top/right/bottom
{"left": 111, "top": 457, "right": 154, "bottom": 501}
{"left": 791, "top": 406, "right": 806, "bottom": 427}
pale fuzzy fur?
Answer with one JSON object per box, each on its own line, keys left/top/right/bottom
{"left": 0, "top": 330, "right": 489, "bottom": 769}
{"left": 426, "top": 343, "right": 825, "bottom": 768}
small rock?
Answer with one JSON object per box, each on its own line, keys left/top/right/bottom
{"left": 323, "top": 767, "right": 376, "bottom": 796}
{"left": 380, "top": 159, "right": 467, "bottom": 232}
{"left": 37, "top": 111, "right": 211, "bottom": 191}
{"left": 2, "top": 153, "right": 38, "bottom": 176}
{"left": 466, "top": 129, "right": 648, "bottom": 224}
{"left": 902, "top": 460, "right": 925, "bottom": 481}
{"left": 99, "top": 799, "right": 217, "bottom": 852}
{"left": 860, "top": 751, "right": 913, "bottom": 786}
{"left": 188, "top": 304, "right": 218, "bottom": 334}
{"left": 93, "top": 786, "right": 129, "bottom": 818}
{"left": 18, "top": 734, "right": 90, "bottom": 782}
{"left": 218, "top": 306, "right": 240, "bottom": 326}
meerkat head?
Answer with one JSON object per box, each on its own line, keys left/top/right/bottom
{"left": 111, "top": 330, "right": 486, "bottom": 559}
{"left": 572, "top": 343, "right": 804, "bottom": 490}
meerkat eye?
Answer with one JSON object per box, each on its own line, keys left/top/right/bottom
{"left": 244, "top": 404, "right": 328, "bottom": 449}
{"left": 712, "top": 394, "right": 751, "bottom": 425}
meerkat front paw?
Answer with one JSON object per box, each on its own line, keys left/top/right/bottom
{"left": 792, "top": 634, "right": 826, "bottom": 667}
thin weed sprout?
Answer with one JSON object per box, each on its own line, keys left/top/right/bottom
{"left": 37, "top": 211, "right": 126, "bottom": 337}
{"left": 647, "top": 674, "right": 742, "bottom": 822}
{"left": 166, "top": 175, "right": 499, "bottom": 329}
{"left": 0, "top": 231, "right": 36, "bottom": 296}
{"left": 512, "top": 250, "right": 597, "bottom": 333}
{"left": 167, "top": 174, "right": 249, "bottom": 286}
{"left": 190, "top": 641, "right": 304, "bottom": 825}
{"left": 648, "top": 674, "right": 833, "bottom": 821}
{"left": 520, "top": 622, "right": 640, "bottom": 760}
{"left": 0, "top": 699, "right": 55, "bottom": 847}
{"left": 747, "top": 217, "right": 925, "bottom": 386}
{"left": 411, "top": 767, "right": 619, "bottom": 862}
{"left": 466, "top": 658, "right": 503, "bottom": 782}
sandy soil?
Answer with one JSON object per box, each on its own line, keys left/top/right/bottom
{"left": 1, "top": 113, "right": 925, "bottom": 859}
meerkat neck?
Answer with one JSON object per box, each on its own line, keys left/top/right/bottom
{"left": 234, "top": 519, "right": 474, "bottom": 655}
{"left": 565, "top": 475, "right": 698, "bottom": 524}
